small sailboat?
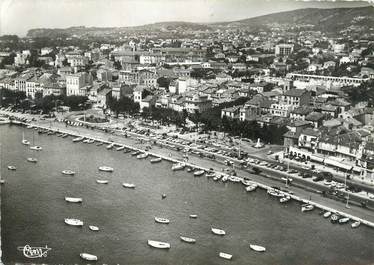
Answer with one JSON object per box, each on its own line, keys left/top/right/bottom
{"left": 193, "top": 170, "right": 205, "bottom": 176}
{"left": 301, "top": 204, "right": 314, "bottom": 212}
{"left": 250, "top": 244, "right": 266, "bottom": 252}
{"left": 7, "top": 165, "right": 16, "bottom": 170}
{"left": 151, "top": 157, "right": 162, "bottom": 163}
{"left": 62, "top": 170, "right": 75, "bottom": 175}
{"left": 22, "top": 131, "right": 30, "bottom": 145}
{"left": 172, "top": 162, "right": 185, "bottom": 171}
{"left": 155, "top": 217, "right": 170, "bottom": 224}
{"left": 211, "top": 227, "right": 226, "bottom": 236}
{"left": 180, "top": 236, "right": 196, "bottom": 243}
{"left": 89, "top": 225, "right": 99, "bottom": 231}
{"left": 147, "top": 240, "right": 170, "bottom": 249}
{"left": 80, "top": 253, "right": 98, "bottom": 261}
{"left": 27, "top": 157, "right": 38, "bottom": 163}
{"left": 65, "top": 197, "right": 82, "bottom": 203}
{"left": 122, "top": 183, "right": 136, "bottom": 189}
{"left": 351, "top": 221, "right": 361, "bottom": 228}
{"left": 96, "top": 179, "right": 109, "bottom": 184}
{"left": 98, "top": 166, "right": 113, "bottom": 172}
{"left": 64, "top": 218, "right": 83, "bottom": 226}
{"left": 189, "top": 214, "right": 198, "bottom": 219}
{"left": 219, "top": 252, "right": 232, "bottom": 260}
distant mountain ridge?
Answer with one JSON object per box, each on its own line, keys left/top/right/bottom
{"left": 26, "top": 6, "right": 374, "bottom": 38}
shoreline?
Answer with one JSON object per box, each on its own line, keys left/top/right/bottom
{"left": 14, "top": 121, "right": 374, "bottom": 229}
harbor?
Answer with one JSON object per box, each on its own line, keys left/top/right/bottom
{"left": 0, "top": 124, "right": 374, "bottom": 264}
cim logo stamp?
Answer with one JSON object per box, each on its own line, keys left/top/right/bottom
{"left": 17, "top": 245, "right": 51, "bottom": 258}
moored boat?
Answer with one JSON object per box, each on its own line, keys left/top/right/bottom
{"left": 301, "top": 204, "right": 314, "bottom": 212}
{"left": 228, "top": 176, "right": 241, "bottom": 182}
{"left": 219, "top": 252, "right": 232, "bottom": 260}
{"left": 279, "top": 196, "right": 291, "bottom": 203}
{"left": 65, "top": 197, "right": 82, "bottom": 203}
{"left": 96, "top": 179, "right": 109, "bottom": 184}
{"left": 96, "top": 142, "right": 103, "bottom": 146}
{"left": 155, "top": 217, "right": 170, "bottom": 224}
{"left": 189, "top": 214, "right": 198, "bottom": 219}
{"left": 338, "top": 217, "right": 350, "bottom": 224}
{"left": 137, "top": 153, "right": 149, "bottom": 159}
{"left": 193, "top": 170, "right": 205, "bottom": 176}
{"left": 87, "top": 139, "right": 95, "bottom": 144}
{"left": 116, "top": 146, "right": 125, "bottom": 151}
{"left": 72, "top": 137, "right": 84, "bottom": 142}
{"left": 89, "top": 225, "right": 99, "bottom": 231}
{"left": 62, "top": 170, "right": 75, "bottom": 175}
{"left": 27, "top": 157, "right": 38, "bottom": 163}
{"left": 351, "top": 221, "right": 361, "bottom": 228}
{"left": 205, "top": 172, "right": 216, "bottom": 178}
{"left": 151, "top": 157, "right": 162, "bottom": 163}
{"left": 7, "top": 165, "right": 16, "bottom": 170}
{"left": 64, "top": 218, "right": 83, "bottom": 226}
{"left": 122, "top": 183, "right": 136, "bottom": 189}
{"left": 65, "top": 197, "right": 83, "bottom": 203}
{"left": 80, "top": 253, "right": 98, "bottom": 261}
{"left": 61, "top": 133, "right": 68, "bottom": 138}
{"left": 131, "top": 151, "right": 140, "bottom": 156}
{"left": 323, "top": 211, "right": 332, "bottom": 218}
{"left": 98, "top": 166, "right": 114, "bottom": 172}
{"left": 106, "top": 143, "right": 115, "bottom": 150}
{"left": 30, "top": 145, "right": 42, "bottom": 151}
{"left": 211, "top": 227, "right": 226, "bottom": 235}
{"left": 172, "top": 162, "right": 185, "bottom": 171}
{"left": 83, "top": 139, "right": 90, "bottom": 143}
{"left": 221, "top": 176, "right": 228, "bottom": 182}
{"left": 267, "top": 188, "right": 283, "bottom": 197}
{"left": 147, "top": 240, "right": 170, "bottom": 249}
{"left": 180, "top": 236, "right": 196, "bottom": 243}
{"left": 250, "top": 244, "right": 266, "bottom": 252}
{"left": 330, "top": 213, "right": 340, "bottom": 223}
{"left": 246, "top": 184, "right": 258, "bottom": 192}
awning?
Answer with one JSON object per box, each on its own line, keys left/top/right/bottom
{"left": 352, "top": 166, "right": 363, "bottom": 173}
{"left": 310, "top": 154, "right": 324, "bottom": 163}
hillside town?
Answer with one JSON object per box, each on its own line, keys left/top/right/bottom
{"left": 0, "top": 15, "right": 374, "bottom": 186}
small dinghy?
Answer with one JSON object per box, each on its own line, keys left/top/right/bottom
{"left": 301, "top": 204, "right": 314, "bottom": 212}
{"left": 80, "top": 253, "right": 98, "bottom": 261}
{"left": 62, "top": 170, "right": 75, "bottom": 175}
{"left": 98, "top": 166, "right": 113, "bottom": 172}
{"left": 96, "top": 142, "right": 103, "bottom": 146}
{"left": 205, "top": 172, "right": 216, "bottom": 178}
{"left": 246, "top": 184, "right": 258, "bottom": 192}
{"left": 194, "top": 170, "right": 205, "bottom": 176}
{"left": 122, "top": 183, "right": 136, "bottom": 189}
{"left": 279, "top": 196, "right": 291, "bottom": 203}
{"left": 323, "top": 211, "right": 332, "bottom": 218}
{"left": 89, "top": 225, "right": 99, "bottom": 231}
{"left": 351, "top": 221, "right": 361, "bottom": 228}
{"left": 162, "top": 194, "right": 167, "bottom": 199}
{"left": 27, "top": 157, "right": 38, "bottom": 163}
{"left": 30, "top": 145, "right": 42, "bottom": 151}
{"left": 106, "top": 143, "right": 115, "bottom": 150}
{"left": 72, "top": 137, "right": 84, "bottom": 142}
{"left": 180, "top": 236, "right": 196, "bottom": 243}
{"left": 219, "top": 252, "right": 232, "bottom": 260}
{"left": 7, "top": 165, "right": 16, "bottom": 170}
{"left": 211, "top": 227, "right": 226, "bottom": 235}
{"left": 65, "top": 197, "right": 82, "bottom": 203}
{"left": 250, "top": 244, "right": 266, "bottom": 252}
{"left": 155, "top": 217, "right": 170, "bottom": 224}
{"left": 151, "top": 157, "right": 162, "bottom": 163}
{"left": 137, "top": 153, "right": 149, "bottom": 159}
{"left": 96, "top": 179, "right": 109, "bottom": 184}
{"left": 189, "top": 214, "right": 198, "bottom": 219}
{"left": 131, "top": 151, "right": 140, "bottom": 156}
{"left": 64, "top": 218, "right": 83, "bottom": 226}
{"left": 338, "top": 217, "right": 350, "bottom": 224}
{"left": 172, "top": 162, "right": 185, "bottom": 171}
{"left": 116, "top": 146, "right": 125, "bottom": 151}
{"left": 147, "top": 240, "right": 170, "bottom": 249}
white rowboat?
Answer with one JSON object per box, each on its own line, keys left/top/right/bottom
{"left": 89, "top": 225, "right": 99, "bottom": 231}
{"left": 155, "top": 217, "right": 170, "bottom": 224}
{"left": 219, "top": 252, "right": 232, "bottom": 260}
{"left": 96, "top": 180, "right": 109, "bottom": 184}
{"left": 122, "top": 183, "right": 136, "bottom": 189}
{"left": 64, "top": 218, "right": 83, "bottom": 226}
{"left": 98, "top": 166, "right": 113, "bottom": 172}
{"left": 180, "top": 236, "right": 196, "bottom": 243}
{"left": 65, "top": 197, "right": 82, "bottom": 203}
{"left": 80, "top": 253, "right": 98, "bottom": 261}
{"left": 250, "top": 244, "right": 266, "bottom": 252}
{"left": 211, "top": 227, "right": 226, "bottom": 235}
{"left": 148, "top": 240, "right": 170, "bottom": 249}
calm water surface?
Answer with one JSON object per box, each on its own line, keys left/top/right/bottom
{"left": 1, "top": 125, "right": 373, "bottom": 265}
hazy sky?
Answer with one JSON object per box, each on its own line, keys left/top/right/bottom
{"left": 0, "top": 0, "right": 372, "bottom": 36}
